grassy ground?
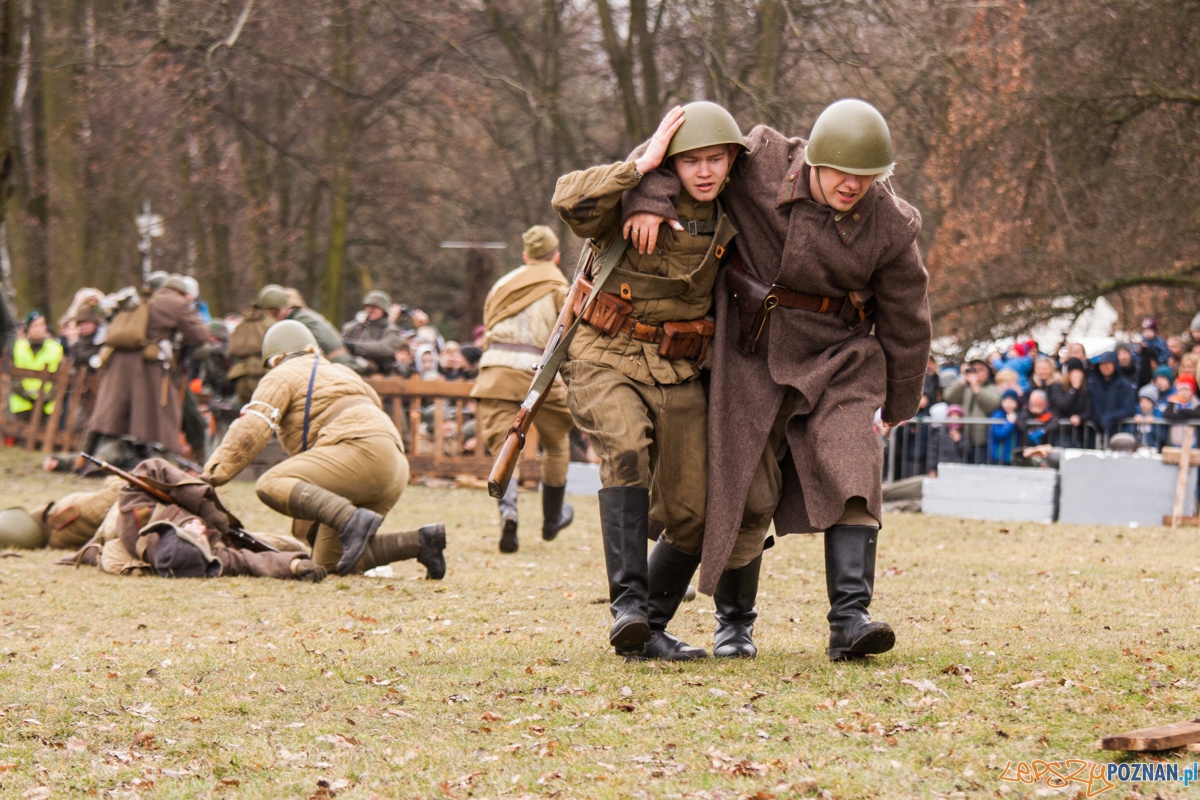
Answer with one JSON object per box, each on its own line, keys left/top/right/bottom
{"left": 0, "top": 448, "right": 1198, "bottom": 799}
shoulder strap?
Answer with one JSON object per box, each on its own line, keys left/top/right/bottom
{"left": 301, "top": 355, "right": 319, "bottom": 452}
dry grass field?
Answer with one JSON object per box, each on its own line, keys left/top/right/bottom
{"left": 1, "top": 447, "right": 1198, "bottom": 799}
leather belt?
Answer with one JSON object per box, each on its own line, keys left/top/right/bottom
{"left": 730, "top": 253, "right": 845, "bottom": 314}
{"left": 488, "top": 342, "right": 545, "bottom": 356}
{"left": 620, "top": 316, "right": 664, "bottom": 344}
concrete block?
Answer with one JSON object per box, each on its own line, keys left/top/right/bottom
{"left": 1057, "top": 449, "right": 1196, "bottom": 527}
{"left": 566, "top": 462, "right": 602, "bottom": 497}
{"left": 922, "top": 464, "right": 1058, "bottom": 523}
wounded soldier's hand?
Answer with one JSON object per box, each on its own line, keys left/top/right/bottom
{"left": 291, "top": 558, "right": 327, "bottom": 582}
{"left": 196, "top": 499, "right": 230, "bottom": 536}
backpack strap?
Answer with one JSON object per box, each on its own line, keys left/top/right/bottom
{"left": 301, "top": 355, "right": 319, "bottom": 452}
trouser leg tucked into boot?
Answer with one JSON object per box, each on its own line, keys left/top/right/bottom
{"left": 599, "top": 486, "right": 651, "bottom": 652}
{"left": 541, "top": 485, "right": 573, "bottom": 541}
{"left": 284, "top": 481, "right": 382, "bottom": 576}
{"left": 628, "top": 536, "right": 707, "bottom": 660}
{"left": 358, "top": 524, "right": 446, "bottom": 579}
{"left": 713, "top": 555, "right": 761, "bottom": 658}
{"left": 825, "top": 524, "right": 894, "bottom": 661}
{"left": 498, "top": 479, "right": 519, "bottom": 554}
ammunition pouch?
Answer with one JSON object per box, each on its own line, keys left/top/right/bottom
{"left": 659, "top": 319, "right": 714, "bottom": 361}
{"left": 572, "top": 276, "right": 714, "bottom": 360}
{"left": 572, "top": 276, "right": 633, "bottom": 337}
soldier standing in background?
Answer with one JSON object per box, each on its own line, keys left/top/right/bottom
{"left": 256, "top": 284, "right": 355, "bottom": 368}
{"left": 88, "top": 276, "right": 208, "bottom": 454}
{"left": 202, "top": 320, "right": 446, "bottom": 579}
{"left": 341, "top": 290, "right": 404, "bottom": 375}
{"left": 471, "top": 225, "right": 575, "bottom": 553}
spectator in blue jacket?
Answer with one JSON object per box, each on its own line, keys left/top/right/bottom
{"left": 1088, "top": 351, "right": 1138, "bottom": 437}
{"left": 1140, "top": 318, "right": 1171, "bottom": 367}
{"left": 992, "top": 342, "right": 1034, "bottom": 390}
{"left": 1134, "top": 384, "right": 1165, "bottom": 450}
{"left": 987, "top": 389, "right": 1021, "bottom": 464}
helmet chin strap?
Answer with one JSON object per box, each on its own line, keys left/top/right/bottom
{"left": 812, "top": 165, "right": 831, "bottom": 206}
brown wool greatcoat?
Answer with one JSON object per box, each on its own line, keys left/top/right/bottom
{"left": 88, "top": 288, "right": 209, "bottom": 453}
{"left": 625, "top": 125, "right": 932, "bottom": 594}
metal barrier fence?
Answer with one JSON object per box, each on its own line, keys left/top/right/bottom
{"left": 884, "top": 415, "right": 1200, "bottom": 483}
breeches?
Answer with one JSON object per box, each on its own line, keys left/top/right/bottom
{"left": 736, "top": 388, "right": 878, "bottom": 568}
{"left": 477, "top": 393, "right": 573, "bottom": 487}
{"left": 255, "top": 436, "right": 409, "bottom": 570}
{"left": 562, "top": 360, "right": 706, "bottom": 554}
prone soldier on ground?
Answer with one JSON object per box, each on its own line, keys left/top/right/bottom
{"left": 550, "top": 102, "right": 743, "bottom": 660}
{"left": 471, "top": 225, "right": 576, "bottom": 554}
{"left": 201, "top": 320, "right": 446, "bottom": 579}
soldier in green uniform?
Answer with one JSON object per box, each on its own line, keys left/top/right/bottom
{"left": 550, "top": 102, "right": 744, "bottom": 660}
{"left": 256, "top": 285, "right": 354, "bottom": 368}
{"left": 472, "top": 225, "right": 575, "bottom": 553}
{"left": 202, "top": 321, "right": 446, "bottom": 578}
{"left": 341, "top": 290, "right": 405, "bottom": 376}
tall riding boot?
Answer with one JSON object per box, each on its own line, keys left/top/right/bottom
{"left": 498, "top": 479, "right": 519, "bottom": 553}
{"left": 282, "top": 481, "right": 382, "bottom": 576}
{"left": 713, "top": 555, "right": 761, "bottom": 658}
{"left": 631, "top": 537, "right": 707, "bottom": 660}
{"left": 825, "top": 525, "right": 895, "bottom": 661}
{"left": 358, "top": 523, "right": 447, "bottom": 580}
{"left": 541, "top": 485, "right": 574, "bottom": 541}
{"left": 599, "top": 486, "right": 651, "bottom": 652}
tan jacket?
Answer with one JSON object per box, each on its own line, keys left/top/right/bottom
{"left": 203, "top": 353, "right": 403, "bottom": 486}
{"left": 552, "top": 160, "right": 735, "bottom": 386}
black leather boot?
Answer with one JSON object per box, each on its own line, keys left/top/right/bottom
{"left": 541, "top": 485, "right": 574, "bottom": 541}
{"left": 825, "top": 525, "right": 895, "bottom": 661}
{"left": 624, "top": 537, "right": 707, "bottom": 660}
{"left": 498, "top": 479, "right": 519, "bottom": 553}
{"left": 599, "top": 486, "right": 651, "bottom": 652}
{"left": 335, "top": 508, "right": 383, "bottom": 575}
{"left": 713, "top": 555, "right": 761, "bottom": 658}
{"left": 418, "top": 523, "right": 447, "bottom": 580}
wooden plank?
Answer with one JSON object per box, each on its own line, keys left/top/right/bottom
{"left": 366, "top": 376, "right": 477, "bottom": 399}
{"left": 42, "top": 369, "right": 72, "bottom": 455}
{"left": 1171, "top": 430, "right": 1192, "bottom": 527}
{"left": 408, "top": 406, "right": 421, "bottom": 457}
{"left": 1101, "top": 719, "right": 1200, "bottom": 752}
{"left": 432, "top": 399, "right": 445, "bottom": 455}
{"left": 1164, "top": 515, "right": 1200, "bottom": 527}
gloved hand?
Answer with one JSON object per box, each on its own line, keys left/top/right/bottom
{"left": 196, "top": 499, "right": 230, "bottom": 537}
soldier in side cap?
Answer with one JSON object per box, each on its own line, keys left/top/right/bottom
{"left": 201, "top": 320, "right": 447, "bottom": 578}
{"left": 341, "top": 290, "right": 405, "bottom": 375}
{"left": 471, "top": 225, "right": 575, "bottom": 553}
{"left": 256, "top": 284, "right": 354, "bottom": 368}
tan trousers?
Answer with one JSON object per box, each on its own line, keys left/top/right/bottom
{"left": 562, "top": 360, "right": 707, "bottom": 554}
{"left": 734, "top": 388, "right": 878, "bottom": 568}
{"left": 255, "top": 436, "right": 409, "bottom": 570}
{"left": 477, "top": 393, "right": 573, "bottom": 487}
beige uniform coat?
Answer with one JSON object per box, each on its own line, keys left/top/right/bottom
{"left": 626, "top": 125, "right": 932, "bottom": 593}
{"left": 88, "top": 288, "right": 208, "bottom": 452}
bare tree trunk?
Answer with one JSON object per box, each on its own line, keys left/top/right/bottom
{"left": 322, "top": 0, "right": 353, "bottom": 325}
{"left": 12, "top": 0, "right": 49, "bottom": 315}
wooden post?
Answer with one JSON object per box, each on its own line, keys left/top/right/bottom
{"left": 42, "top": 366, "right": 72, "bottom": 455}
{"left": 1171, "top": 425, "right": 1192, "bottom": 528}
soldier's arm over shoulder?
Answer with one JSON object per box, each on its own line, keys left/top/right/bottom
{"left": 870, "top": 201, "right": 932, "bottom": 424}
{"left": 202, "top": 370, "right": 292, "bottom": 485}
{"left": 621, "top": 137, "right": 682, "bottom": 223}
{"left": 552, "top": 161, "right": 642, "bottom": 240}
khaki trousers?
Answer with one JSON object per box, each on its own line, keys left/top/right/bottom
{"left": 561, "top": 360, "right": 706, "bottom": 554}
{"left": 477, "top": 393, "right": 573, "bottom": 487}
{"left": 255, "top": 436, "right": 409, "bottom": 570}
{"left": 734, "top": 388, "right": 878, "bottom": 568}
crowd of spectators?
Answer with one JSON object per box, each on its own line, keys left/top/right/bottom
{"left": 896, "top": 315, "right": 1200, "bottom": 477}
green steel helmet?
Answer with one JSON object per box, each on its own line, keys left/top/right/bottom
{"left": 362, "top": 290, "right": 391, "bottom": 310}
{"left": 257, "top": 284, "right": 288, "bottom": 310}
{"left": 145, "top": 270, "right": 170, "bottom": 291}
{"left": 665, "top": 101, "right": 746, "bottom": 157}
{"left": 261, "top": 319, "right": 317, "bottom": 366}
{"left": 0, "top": 508, "right": 46, "bottom": 550}
{"left": 804, "top": 98, "right": 894, "bottom": 176}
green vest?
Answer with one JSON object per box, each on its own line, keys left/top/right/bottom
{"left": 10, "top": 338, "right": 64, "bottom": 414}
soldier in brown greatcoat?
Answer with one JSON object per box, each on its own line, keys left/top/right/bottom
{"left": 471, "top": 225, "right": 575, "bottom": 554}
{"left": 88, "top": 276, "right": 209, "bottom": 454}
{"left": 625, "top": 99, "right": 932, "bottom": 661}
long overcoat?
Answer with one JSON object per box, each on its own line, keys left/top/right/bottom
{"left": 626, "top": 125, "right": 932, "bottom": 594}
{"left": 88, "top": 288, "right": 208, "bottom": 452}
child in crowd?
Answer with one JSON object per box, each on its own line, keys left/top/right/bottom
{"left": 1163, "top": 375, "right": 1200, "bottom": 447}
{"left": 1134, "top": 384, "right": 1165, "bottom": 450}
{"left": 987, "top": 389, "right": 1021, "bottom": 464}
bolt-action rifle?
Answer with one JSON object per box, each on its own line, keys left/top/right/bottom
{"left": 487, "top": 235, "right": 629, "bottom": 498}
{"left": 80, "top": 452, "right": 278, "bottom": 553}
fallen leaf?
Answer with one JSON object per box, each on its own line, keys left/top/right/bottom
{"left": 480, "top": 711, "right": 502, "bottom": 722}
{"left": 1011, "top": 678, "right": 1045, "bottom": 690}
{"left": 901, "top": 678, "right": 948, "bottom": 697}
{"left": 22, "top": 788, "right": 51, "bottom": 800}
{"left": 619, "top": 686, "right": 633, "bottom": 698}
{"left": 133, "top": 731, "right": 156, "bottom": 747}
{"left": 316, "top": 733, "right": 360, "bottom": 749}
{"left": 65, "top": 736, "right": 87, "bottom": 753}
{"left": 219, "top": 778, "right": 241, "bottom": 786}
